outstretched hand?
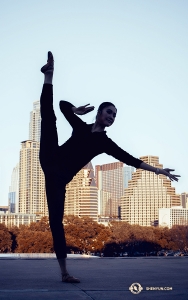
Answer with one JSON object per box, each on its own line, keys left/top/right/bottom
{"left": 73, "top": 104, "right": 95, "bottom": 115}
{"left": 161, "top": 168, "right": 181, "bottom": 182}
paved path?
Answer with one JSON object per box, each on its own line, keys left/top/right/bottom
{"left": 0, "top": 256, "right": 187, "bottom": 300}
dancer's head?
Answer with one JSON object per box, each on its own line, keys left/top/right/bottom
{"left": 96, "top": 102, "right": 117, "bottom": 127}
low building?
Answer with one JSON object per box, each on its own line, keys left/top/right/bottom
{"left": 0, "top": 206, "right": 9, "bottom": 214}
{"left": 159, "top": 206, "right": 188, "bottom": 228}
{"left": 98, "top": 216, "right": 121, "bottom": 227}
{"left": 0, "top": 213, "right": 36, "bottom": 228}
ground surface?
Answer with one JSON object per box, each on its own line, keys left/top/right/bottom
{"left": 0, "top": 255, "right": 187, "bottom": 300}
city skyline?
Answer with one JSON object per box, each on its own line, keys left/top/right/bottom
{"left": 1, "top": 1, "right": 188, "bottom": 205}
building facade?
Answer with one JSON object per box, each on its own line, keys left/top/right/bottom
{"left": 8, "top": 163, "right": 19, "bottom": 213}
{"left": 159, "top": 207, "right": 188, "bottom": 228}
{"left": 18, "top": 140, "right": 48, "bottom": 220}
{"left": 29, "top": 100, "right": 41, "bottom": 142}
{"left": 64, "top": 162, "right": 98, "bottom": 221}
{"left": 0, "top": 213, "right": 36, "bottom": 228}
{"left": 95, "top": 162, "right": 124, "bottom": 218}
{"left": 180, "top": 193, "right": 188, "bottom": 208}
{"left": 121, "top": 156, "right": 181, "bottom": 226}
{"left": 0, "top": 206, "right": 9, "bottom": 214}
{"left": 123, "top": 166, "right": 135, "bottom": 188}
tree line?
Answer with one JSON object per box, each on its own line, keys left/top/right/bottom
{"left": 0, "top": 216, "right": 188, "bottom": 256}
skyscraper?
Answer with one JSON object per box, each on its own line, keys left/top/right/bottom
{"left": 29, "top": 100, "right": 41, "bottom": 142}
{"left": 18, "top": 140, "right": 48, "bottom": 219}
{"left": 121, "top": 156, "right": 181, "bottom": 226}
{"left": 95, "top": 162, "right": 124, "bottom": 218}
{"left": 8, "top": 163, "right": 19, "bottom": 213}
{"left": 64, "top": 162, "right": 98, "bottom": 221}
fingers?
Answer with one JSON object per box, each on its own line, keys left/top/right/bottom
{"left": 169, "top": 176, "right": 179, "bottom": 182}
{"left": 85, "top": 107, "right": 94, "bottom": 113}
{"left": 87, "top": 106, "right": 94, "bottom": 111}
{"left": 164, "top": 169, "right": 181, "bottom": 182}
{"left": 84, "top": 104, "right": 95, "bottom": 109}
{"left": 81, "top": 106, "right": 95, "bottom": 115}
{"left": 164, "top": 168, "right": 175, "bottom": 172}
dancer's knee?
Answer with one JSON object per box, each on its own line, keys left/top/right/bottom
{"left": 49, "top": 215, "right": 64, "bottom": 232}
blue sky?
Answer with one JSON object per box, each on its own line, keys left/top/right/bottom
{"left": 0, "top": 0, "right": 188, "bottom": 206}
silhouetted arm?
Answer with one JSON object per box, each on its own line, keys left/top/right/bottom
{"left": 105, "top": 138, "right": 143, "bottom": 168}
{"left": 59, "top": 101, "right": 86, "bottom": 128}
{"left": 105, "top": 137, "right": 180, "bottom": 181}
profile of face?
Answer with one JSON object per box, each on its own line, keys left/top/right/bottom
{"left": 97, "top": 105, "right": 117, "bottom": 127}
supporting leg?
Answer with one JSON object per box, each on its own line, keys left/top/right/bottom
{"left": 45, "top": 173, "right": 80, "bottom": 283}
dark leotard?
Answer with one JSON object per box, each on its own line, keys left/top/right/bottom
{"left": 39, "top": 83, "right": 143, "bottom": 259}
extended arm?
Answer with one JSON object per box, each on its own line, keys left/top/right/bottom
{"left": 105, "top": 138, "right": 180, "bottom": 182}
{"left": 105, "top": 138, "right": 143, "bottom": 168}
{"left": 139, "top": 162, "right": 180, "bottom": 182}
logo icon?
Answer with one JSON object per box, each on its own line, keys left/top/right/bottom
{"left": 129, "top": 282, "right": 143, "bottom": 294}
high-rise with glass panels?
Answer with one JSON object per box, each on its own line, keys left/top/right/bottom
{"left": 95, "top": 162, "right": 124, "bottom": 218}
{"left": 64, "top": 162, "right": 98, "bottom": 221}
{"left": 8, "top": 163, "right": 19, "bottom": 213}
{"left": 123, "top": 166, "right": 135, "bottom": 188}
{"left": 121, "top": 156, "right": 181, "bottom": 226}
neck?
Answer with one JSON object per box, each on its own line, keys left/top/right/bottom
{"left": 91, "top": 121, "right": 105, "bottom": 132}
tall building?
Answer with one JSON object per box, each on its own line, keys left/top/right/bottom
{"left": 8, "top": 163, "right": 19, "bottom": 213}
{"left": 159, "top": 207, "right": 188, "bottom": 228}
{"left": 29, "top": 100, "right": 41, "bottom": 142}
{"left": 121, "top": 156, "right": 181, "bottom": 226}
{"left": 95, "top": 162, "right": 124, "bottom": 218}
{"left": 180, "top": 193, "right": 188, "bottom": 208}
{"left": 123, "top": 166, "right": 135, "bottom": 188}
{"left": 19, "top": 140, "right": 48, "bottom": 219}
{"left": 64, "top": 162, "right": 98, "bottom": 221}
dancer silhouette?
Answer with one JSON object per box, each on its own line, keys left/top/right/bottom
{"left": 39, "top": 51, "right": 180, "bottom": 283}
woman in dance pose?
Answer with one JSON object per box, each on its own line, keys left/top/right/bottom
{"left": 39, "top": 51, "right": 180, "bottom": 283}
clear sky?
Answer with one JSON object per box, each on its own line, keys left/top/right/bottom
{"left": 0, "top": 0, "right": 188, "bottom": 206}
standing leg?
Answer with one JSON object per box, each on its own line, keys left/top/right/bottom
{"left": 45, "top": 173, "right": 67, "bottom": 259}
{"left": 45, "top": 169, "right": 80, "bottom": 283}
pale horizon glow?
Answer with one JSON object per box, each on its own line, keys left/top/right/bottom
{"left": 0, "top": 0, "right": 188, "bottom": 206}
